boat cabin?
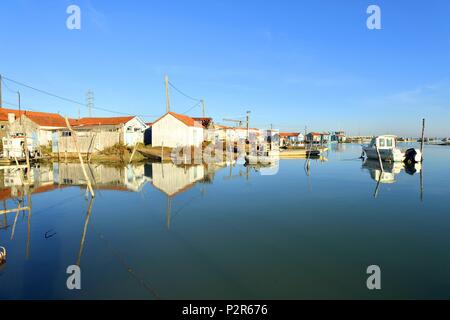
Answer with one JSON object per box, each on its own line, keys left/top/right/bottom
{"left": 368, "top": 135, "right": 397, "bottom": 149}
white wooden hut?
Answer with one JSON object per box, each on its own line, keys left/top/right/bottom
{"left": 150, "top": 112, "right": 204, "bottom": 148}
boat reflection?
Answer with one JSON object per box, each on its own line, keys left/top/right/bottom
{"left": 362, "top": 159, "right": 423, "bottom": 198}
{"left": 362, "top": 159, "right": 422, "bottom": 184}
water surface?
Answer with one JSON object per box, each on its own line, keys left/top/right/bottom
{"left": 1, "top": 143, "right": 450, "bottom": 299}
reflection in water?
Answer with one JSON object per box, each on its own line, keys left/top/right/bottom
{"left": 362, "top": 159, "right": 423, "bottom": 198}
{"left": 362, "top": 159, "right": 422, "bottom": 184}
{"left": 149, "top": 163, "right": 206, "bottom": 197}
{"left": 76, "top": 197, "right": 94, "bottom": 267}
{"left": 1, "top": 145, "right": 441, "bottom": 299}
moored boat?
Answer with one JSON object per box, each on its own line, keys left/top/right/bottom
{"left": 362, "top": 135, "right": 422, "bottom": 163}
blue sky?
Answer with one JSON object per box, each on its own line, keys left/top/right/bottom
{"left": 1, "top": 0, "right": 449, "bottom": 136}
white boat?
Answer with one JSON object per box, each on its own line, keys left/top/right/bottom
{"left": 244, "top": 152, "right": 278, "bottom": 165}
{"left": 362, "top": 135, "right": 422, "bottom": 163}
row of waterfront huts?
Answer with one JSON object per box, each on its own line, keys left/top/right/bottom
{"left": 279, "top": 131, "right": 347, "bottom": 146}
{"left": 0, "top": 108, "right": 267, "bottom": 158}
{"left": 0, "top": 107, "right": 347, "bottom": 160}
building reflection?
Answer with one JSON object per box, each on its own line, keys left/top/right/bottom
{"left": 147, "top": 163, "right": 206, "bottom": 197}
{"left": 0, "top": 159, "right": 263, "bottom": 256}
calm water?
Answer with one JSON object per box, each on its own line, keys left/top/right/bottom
{"left": 1, "top": 143, "right": 450, "bottom": 299}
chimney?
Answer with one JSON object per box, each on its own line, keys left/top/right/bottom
{"left": 7, "top": 113, "right": 15, "bottom": 124}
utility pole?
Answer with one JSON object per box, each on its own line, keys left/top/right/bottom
{"left": 0, "top": 74, "right": 3, "bottom": 108}
{"left": 201, "top": 99, "right": 205, "bottom": 117}
{"left": 420, "top": 118, "right": 426, "bottom": 162}
{"left": 18, "top": 91, "right": 21, "bottom": 125}
{"left": 86, "top": 90, "right": 94, "bottom": 117}
{"left": 18, "top": 91, "right": 30, "bottom": 179}
{"left": 246, "top": 110, "right": 251, "bottom": 140}
{"left": 165, "top": 75, "right": 171, "bottom": 113}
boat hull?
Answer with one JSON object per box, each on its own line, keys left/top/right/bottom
{"left": 363, "top": 147, "right": 422, "bottom": 163}
{"left": 363, "top": 147, "right": 404, "bottom": 162}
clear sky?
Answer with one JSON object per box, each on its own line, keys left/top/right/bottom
{"left": 1, "top": 0, "right": 449, "bottom": 136}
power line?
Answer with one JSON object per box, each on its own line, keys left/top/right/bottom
{"left": 1, "top": 77, "right": 18, "bottom": 94}
{"left": 168, "top": 81, "right": 202, "bottom": 102}
{"left": 182, "top": 101, "right": 202, "bottom": 115}
{"left": 3, "top": 76, "right": 86, "bottom": 106}
{"left": 1, "top": 75, "right": 160, "bottom": 118}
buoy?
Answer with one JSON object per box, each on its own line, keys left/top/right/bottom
{"left": 0, "top": 246, "right": 6, "bottom": 264}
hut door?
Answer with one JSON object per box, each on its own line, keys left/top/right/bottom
{"left": 52, "top": 132, "right": 59, "bottom": 153}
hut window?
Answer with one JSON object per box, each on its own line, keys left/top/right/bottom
{"left": 379, "top": 138, "right": 386, "bottom": 147}
{"left": 62, "top": 131, "right": 72, "bottom": 137}
{"left": 387, "top": 139, "right": 393, "bottom": 147}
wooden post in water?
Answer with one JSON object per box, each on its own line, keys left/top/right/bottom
{"left": 64, "top": 117, "right": 95, "bottom": 198}
{"left": 22, "top": 135, "right": 31, "bottom": 181}
{"left": 17, "top": 91, "right": 31, "bottom": 180}
{"left": 76, "top": 197, "right": 94, "bottom": 266}
{"left": 129, "top": 142, "right": 138, "bottom": 164}
{"left": 420, "top": 165, "right": 424, "bottom": 202}
{"left": 166, "top": 196, "right": 172, "bottom": 230}
{"left": 420, "top": 118, "right": 425, "bottom": 162}
{"left": 13, "top": 156, "right": 25, "bottom": 186}
{"left": 25, "top": 188, "right": 32, "bottom": 259}
{"left": 375, "top": 145, "right": 384, "bottom": 173}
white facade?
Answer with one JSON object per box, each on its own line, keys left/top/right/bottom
{"left": 7, "top": 114, "right": 61, "bottom": 146}
{"left": 151, "top": 113, "right": 204, "bottom": 148}
{"left": 224, "top": 128, "right": 262, "bottom": 142}
{"left": 123, "top": 117, "right": 148, "bottom": 146}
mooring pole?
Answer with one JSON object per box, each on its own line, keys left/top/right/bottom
{"left": 64, "top": 117, "right": 95, "bottom": 198}
{"left": 77, "top": 197, "right": 94, "bottom": 266}
{"left": 420, "top": 118, "right": 425, "bottom": 162}
{"left": 375, "top": 144, "right": 384, "bottom": 173}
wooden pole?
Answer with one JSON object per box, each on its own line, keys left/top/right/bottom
{"left": 17, "top": 91, "right": 31, "bottom": 180}
{"left": 375, "top": 145, "right": 384, "bottom": 173}
{"left": 129, "top": 142, "right": 138, "bottom": 164}
{"left": 0, "top": 74, "right": 3, "bottom": 108}
{"left": 64, "top": 117, "right": 95, "bottom": 198}
{"left": 201, "top": 99, "right": 205, "bottom": 117}
{"left": 25, "top": 189, "right": 32, "bottom": 259}
{"left": 0, "top": 206, "right": 30, "bottom": 215}
{"left": 13, "top": 156, "right": 25, "bottom": 186}
{"left": 374, "top": 175, "right": 382, "bottom": 198}
{"left": 420, "top": 118, "right": 425, "bottom": 162}
{"left": 161, "top": 141, "right": 164, "bottom": 161}
{"left": 165, "top": 75, "right": 170, "bottom": 113}
{"left": 10, "top": 210, "right": 20, "bottom": 240}
{"left": 166, "top": 196, "right": 172, "bottom": 230}
{"left": 76, "top": 197, "right": 94, "bottom": 266}
{"left": 420, "top": 165, "right": 424, "bottom": 202}
{"left": 246, "top": 111, "right": 250, "bottom": 140}
{"left": 22, "top": 135, "right": 31, "bottom": 180}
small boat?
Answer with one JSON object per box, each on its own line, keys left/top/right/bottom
{"left": 244, "top": 150, "right": 278, "bottom": 165}
{"left": 362, "top": 135, "right": 422, "bottom": 163}
{"left": 279, "top": 146, "right": 327, "bottom": 158}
